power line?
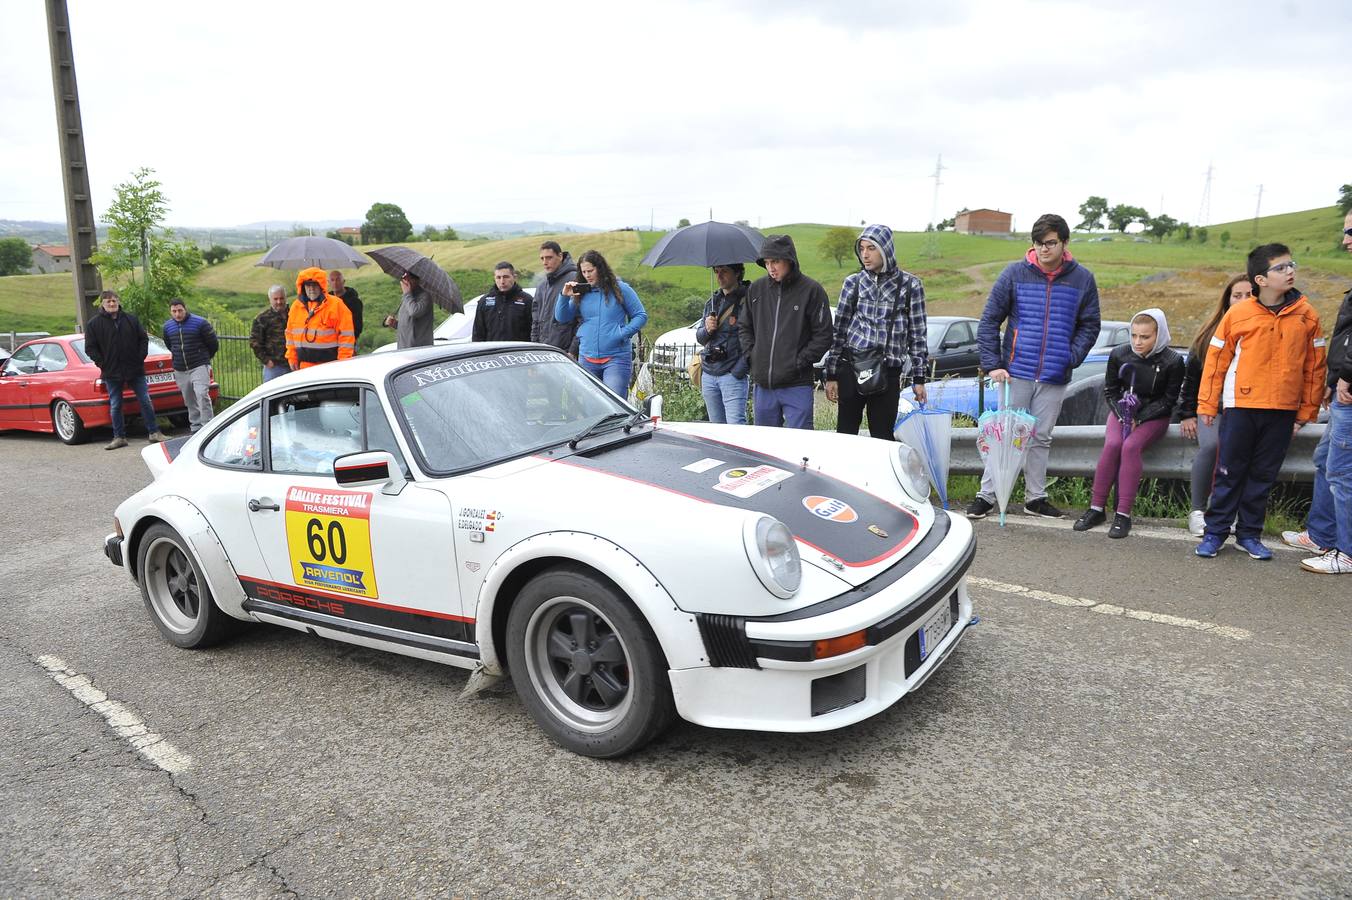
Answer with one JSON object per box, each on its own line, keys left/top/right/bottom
{"left": 925, "top": 153, "right": 945, "bottom": 259}
{"left": 1197, "top": 162, "right": 1213, "bottom": 227}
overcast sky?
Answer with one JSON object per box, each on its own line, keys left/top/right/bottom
{"left": 2, "top": 0, "right": 1349, "bottom": 233}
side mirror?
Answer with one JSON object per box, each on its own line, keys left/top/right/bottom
{"left": 642, "top": 394, "right": 663, "bottom": 422}
{"left": 939, "top": 340, "right": 957, "bottom": 351}
{"left": 333, "top": 450, "right": 404, "bottom": 493}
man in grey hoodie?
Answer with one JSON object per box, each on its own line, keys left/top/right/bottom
{"left": 739, "top": 234, "right": 833, "bottom": 428}
{"left": 532, "top": 241, "right": 579, "bottom": 354}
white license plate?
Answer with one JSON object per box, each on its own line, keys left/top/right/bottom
{"left": 917, "top": 601, "right": 953, "bottom": 662}
{"left": 146, "top": 372, "right": 174, "bottom": 385}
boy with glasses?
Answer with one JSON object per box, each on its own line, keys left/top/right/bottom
{"left": 1194, "top": 243, "right": 1327, "bottom": 559}
{"left": 968, "top": 214, "right": 1101, "bottom": 520}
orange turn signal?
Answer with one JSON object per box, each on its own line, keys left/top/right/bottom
{"left": 813, "top": 630, "right": 867, "bottom": 660}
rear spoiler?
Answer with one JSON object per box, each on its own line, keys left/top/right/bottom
{"left": 140, "top": 436, "right": 191, "bottom": 479}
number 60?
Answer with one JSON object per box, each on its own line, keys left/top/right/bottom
{"left": 306, "top": 517, "right": 348, "bottom": 564}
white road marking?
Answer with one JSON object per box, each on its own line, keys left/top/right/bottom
{"left": 976, "top": 515, "right": 1302, "bottom": 552}
{"left": 35, "top": 655, "right": 193, "bottom": 774}
{"left": 967, "top": 577, "right": 1253, "bottom": 641}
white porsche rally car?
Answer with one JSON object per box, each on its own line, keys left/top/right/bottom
{"left": 104, "top": 344, "right": 977, "bottom": 757}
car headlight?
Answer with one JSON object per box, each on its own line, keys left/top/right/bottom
{"left": 742, "top": 516, "right": 802, "bottom": 598}
{"left": 891, "top": 442, "right": 930, "bottom": 503}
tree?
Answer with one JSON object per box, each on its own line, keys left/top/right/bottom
{"left": 1076, "top": 196, "right": 1108, "bottom": 231}
{"left": 1220, "top": 230, "right": 1231, "bottom": 247}
{"left": 422, "top": 224, "right": 440, "bottom": 241}
{"left": 363, "top": 203, "right": 413, "bottom": 243}
{"left": 1339, "top": 183, "right": 1352, "bottom": 215}
{"left": 441, "top": 226, "right": 458, "bottom": 241}
{"left": 1146, "top": 214, "right": 1178, "bottom": 240}
{"left": 1108, "top": 203, "right": 1149, "bottom": 233}
{"left": 734, "top": 219, "right": 750, "bottom": 227}
{"left": 1179, "top": 222, "right": 1193, "bottom": 241}
{"left": 0, "top": 237, "right": 31, "bottom": 276}
{"left": 819, "top": 226, "right": 856, "bottom": 267}
{"left": 1197, "top": 227, "right": 1209, "bottom": 245}
{"left": 677, "top": 218, "right": 691, "bottom": 228}
{"left": 91, "top": 167, "right": 203, "bottom": 329}
{"left": 937, "top": 216, "right": 955, "bottom": 231}
{"left": 202, "top": 245, "right": 231, "bottom": 265}
{"left": 290, "top": 223, "right": 310, "bottom": 237}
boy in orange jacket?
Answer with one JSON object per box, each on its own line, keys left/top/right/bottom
{"left": 1195, "top": 243, "right": 1326, "bottom": 559}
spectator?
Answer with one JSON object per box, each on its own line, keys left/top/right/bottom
{"left": 695, "top": 263, "right": 751, "bottom": 424}
{"left": 328, "top": 270, "right": 363, "bottom": 341}
{"left": 739, "top": 235, "right": 833, "bottom": 429}
{"left": 1176, "top": 275, "right": 1251, "bottom": 535}
{"left": 286, "top": 267, "right": 356, "bottom": 369}
{"left": 473, "top": 261, "right": 533, "bottom": 343}
{"left": 555, "top": 250, "right": 647, "bottom": 395}
{"left": 382, "top": 271, "right": 434, "bottom": 349}
{"left": 82, "top": 289, "right": 167, "bottom": 449}
{"left": 1074, "top": 309, "right": 1183, "bottom": 538}
{"left": 824, "top": 224, "right": 928, "bottom": 439}
{"left": 1195, "top": 243, "right": 1327, "bottom": 559}
{"left": 1282, "top": 212, "right": 1352, "bottom": 574}
{"left": 532, "top": 241, "right": 579, "bottom": 353}
{"left": 967, "top": 213, "right": 1101, "bottom": 520}
{"left": 250, "top": 284, "right": 291, "bottom": 382}
{"left": 162, "top": 298, "right": 219, "bottom": 432}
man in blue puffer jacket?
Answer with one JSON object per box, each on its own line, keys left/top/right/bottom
{"left": 968, "top": 214, "right": 1100, "bottom": 520}
{"left": 163, "top": 298, "right": 219, "bottom": 432}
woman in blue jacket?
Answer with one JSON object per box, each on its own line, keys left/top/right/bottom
{"left": 555, "top": 249, "right": 648, "bottom": 395}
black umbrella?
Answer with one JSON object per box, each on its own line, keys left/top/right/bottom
{"left": 365, "top": 246, "right": 464, "bottom": 314}
{"left": 640, "top": 220, "right": 766, "bottom": 268}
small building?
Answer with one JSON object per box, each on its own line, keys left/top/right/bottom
{"left": 29, "top": 244, "right": 73, "bottom": 274}
{"left": 336, "top": 227, "right": 362, "bottom": 245}
{"left": 954, "top": 208, "right": 1013, "bottom": 235}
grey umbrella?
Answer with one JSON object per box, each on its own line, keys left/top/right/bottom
{"left": 640, "top": 220, "right": 766, "bottom": 268}
{"left": 254, "top": 236, "right": 370, "bottom": 270}
{"left": 365, "top": 246, "right": 464, "bottom": 314}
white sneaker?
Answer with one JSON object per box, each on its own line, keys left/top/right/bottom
{"left": 1300, "top": 549, "right": 1352, "bottom": 574}
{"left": 1187, "top": 510, "right": 1205, "bottom": 536}
{"left": 1282, "top": 530, "right": 1328, "bottom": 552}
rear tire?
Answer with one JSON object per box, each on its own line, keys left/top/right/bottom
{"left": 136, "top": 523, "right": 235, "bottom": 649}
{"left": 168, "top": 413, "right": 190, "bottom": 429}
{"left": 52, "top": 399, "right": 89, "bottom": 445}
{"left": 506, "top": 567, "right": 675, "bottom": 758}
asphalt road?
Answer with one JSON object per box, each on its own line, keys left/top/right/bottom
{"left": 1, "top": 429, "right": 1348, "bottom": 898}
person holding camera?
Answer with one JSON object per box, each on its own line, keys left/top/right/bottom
{"left": 824, "top": 224, "right": 928, "bottom": 439}
{"left": 695, "top": 264, "right": 752, "bottom": 423}
{"left": 554, "top": 249, "right": 647, "bottom": 395}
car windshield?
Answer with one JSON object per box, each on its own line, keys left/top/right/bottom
{"left": 390, "top": 348, "right": 632, "bottom": 473}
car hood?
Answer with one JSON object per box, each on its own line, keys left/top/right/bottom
{"left": 487, "top": 423, "right": 934, "bottom": 594}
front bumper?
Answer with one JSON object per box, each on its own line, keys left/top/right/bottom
{"left": 669, "top": 512, "right": 977, "bottom": 732}
{"left": 104, "top": 533, "right": 123, "bottom": 568}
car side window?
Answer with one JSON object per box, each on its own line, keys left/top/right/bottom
{"left": 363, "top": 389, "right": 410, "bottom": 478}
{"left": 36, "top": 344, "right": 69, "bottom": 373}
{"left": 6, "top": 345, "right": 40, "bottom": 375}
{"left": 948, "top": 322, "right": 974, "bottom": 346}
{"left": 268, "top": 387, "right": 363, "bottom": 476}
{"left": 201, "top": 405, "right": 263, "bottom": 470}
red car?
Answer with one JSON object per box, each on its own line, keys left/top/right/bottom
{"left": 0, "top": 334, "right": 219, "bottom": 444}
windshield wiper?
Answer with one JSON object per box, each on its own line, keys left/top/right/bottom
{"left": 568, "top": 412, "right": 632, "bottom": 450}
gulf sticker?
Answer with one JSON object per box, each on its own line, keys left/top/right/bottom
{"left": 803, "top": 495, "right": 858, "bottom": 523}
{"left": 284, "top": 486, "right": 379, "bottom": 599}
{"left": 714, "top": 465, "right": 792, "bottom": 499}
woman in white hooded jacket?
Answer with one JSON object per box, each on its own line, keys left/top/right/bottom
{"left": 1074, "top": 308, "right": 1184, "bottom": 538}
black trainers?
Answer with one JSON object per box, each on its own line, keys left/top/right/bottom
{"left": 1108, "top": 513, "right": 1132, "bottom": 539}
{"left": 966, "top": 496, "right": 995, "bottom": 519}
{"left": 1073, "top": 508, "right": 1106, "bottom": 531}
{"left": 1023, "top": 498, "right": 1063, "bottom": 518}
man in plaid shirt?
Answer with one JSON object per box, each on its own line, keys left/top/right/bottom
{"left": 824, "top": 224, "right": 929, "bottom": 439}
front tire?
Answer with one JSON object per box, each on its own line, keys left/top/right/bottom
{"left": 136, "top": 523, "right": 234, "bottom": 649}
{"left": 506, "top": 567, "right": 675, "bottom": 758}
{"left": 52, "top": 399, "right": 89, "bottom": 445}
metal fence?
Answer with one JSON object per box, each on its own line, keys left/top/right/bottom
{"left": 949, "top": 424, "right": 1323, "bottom": 484}
{"left": 214, "top": 335, "right": 263, "bottom": 403}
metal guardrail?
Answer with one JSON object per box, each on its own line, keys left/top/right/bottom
{"left": 948, "top": 424, "right": 1323, "bottom": 483}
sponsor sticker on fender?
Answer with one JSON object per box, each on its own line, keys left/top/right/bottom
{"left": 714, "top": 465, "right": 792, "bottom": 499}
{"left": 803, "top": 495, "right": 858, "bottom": 523}
{"left": 284, "top": 487, "right": 379, "bottom": 599}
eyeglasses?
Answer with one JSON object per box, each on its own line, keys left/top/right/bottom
{"left": 1343, "top": 227, "right": 1352, "bottom": 238}
{"left": 1033, "top": 239, "right": 1061, "bottom": 250}
{"left": 1265, "top": 261, "right": 1297, "bottom": 274}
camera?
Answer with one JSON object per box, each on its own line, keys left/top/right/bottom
{"left": 570, "top": 281, "right": 591, "bottom": 295}
{"left": 704, "top": 344, "right": 728, "bottom": 363}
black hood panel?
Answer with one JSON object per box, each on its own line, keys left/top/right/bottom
{"left": 558, "top": 431, "right": 919, "bottom": 568}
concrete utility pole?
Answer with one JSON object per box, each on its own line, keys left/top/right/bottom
{"left": 45, "top": 0, "right": 100, "bottom": 331}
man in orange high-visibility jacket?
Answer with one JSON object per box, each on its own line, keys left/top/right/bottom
{"left": 285, "top": 267, "right": 356, "bottom": 370}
